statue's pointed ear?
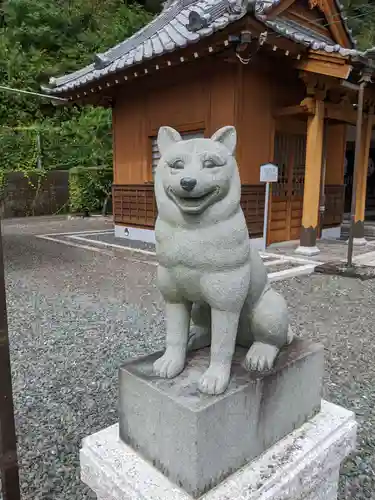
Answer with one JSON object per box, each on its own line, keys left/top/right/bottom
{"left": 157, "top": 126, "right": 182, "bottom": 156}
{"left": 211, "top": 126, "right": 236, "bottom": 155}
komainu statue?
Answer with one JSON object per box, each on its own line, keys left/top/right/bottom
{"left": 153, "top": 125, "right": 293, "bottom": 395}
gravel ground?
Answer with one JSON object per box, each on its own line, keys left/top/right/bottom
{"left": 1, "top": 217, "right": 375, "bottom": 499}
{"left": 276, "top": 276, "right": 375, "bottom": 499}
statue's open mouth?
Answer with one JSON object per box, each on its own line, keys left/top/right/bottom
{"left": 167, "top": 187, "right": 220, "bottom": 214}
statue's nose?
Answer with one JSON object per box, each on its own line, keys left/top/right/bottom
{"left": 180, "top": 177, "right": 197, "bottom": 192}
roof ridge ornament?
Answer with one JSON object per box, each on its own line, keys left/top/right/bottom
{"left": 187, "top": 10, "right": 211, "bottom": 31}
{"left": 94, "top": 53, "right": 111, "bottom": 70}
{"left": 187, "top": 0, "right": 249, "bottom": 31}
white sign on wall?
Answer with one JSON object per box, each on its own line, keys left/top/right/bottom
{"left": 260, "top": 163, "right": 278, "bottom": 183}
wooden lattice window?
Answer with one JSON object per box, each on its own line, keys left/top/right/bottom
{"left": 150, "top": 130, "right": 205, "bottom": 177}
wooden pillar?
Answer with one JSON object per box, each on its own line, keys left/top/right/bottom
{"left": 296, "top": 99, "right": 325, "bottom": 255}
{"left": 352, "top": 114, "right": 373, "bottom": 243}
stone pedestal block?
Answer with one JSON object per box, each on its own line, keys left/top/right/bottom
{"left": 118, "top": 339, "right": 324, "bottom": 497}
{"left": 80, "top": 401, "right": 357, "bottom": 500}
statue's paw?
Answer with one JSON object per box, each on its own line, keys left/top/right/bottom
{"left": 244, "top": 342, "right": 279, "bottom": 372}
{"left": 153, "top": 352, "right": 185, "bottom": 379}
{"left": 198, "top": 366, "right": 230, "bottom": 395}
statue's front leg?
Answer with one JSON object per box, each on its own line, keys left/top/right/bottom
{"left": 198, "top": 309, "right": 240, "bottom": 395}
{"left": 153, "top": 301, "right": 192, "bottom": 379}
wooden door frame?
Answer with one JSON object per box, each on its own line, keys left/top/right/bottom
{"left": 269, "top": 130, "right": 307, "bottom": 244}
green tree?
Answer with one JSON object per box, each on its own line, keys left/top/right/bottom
{"left": 0, "top": 0, "right": 153, "bottom": 126}
{"left": 342, "top": 1, "right": 375, "bottom": 49}
{"left": 0, "top": 0, "right": 155, "bottom": 175}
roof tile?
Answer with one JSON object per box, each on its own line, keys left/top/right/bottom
{"left": 42, "top": 0, "right": 362, "bottom": 95}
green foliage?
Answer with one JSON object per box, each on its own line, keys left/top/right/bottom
{"left": 0, "top": 0, "right": 374, "bottom": 218}
{"left": 342, "top": 1, "right": 375, "bottom": 50}
{"left": 69, "top": 166, "right": 113, "bottom": 214}
{"left": 0, "top": 0, "right": 154, "bottom": 125}
{"left": 0, "top": 107, "right": 112, "bottom": 170}
{"left": 0, "top": 0, "right": 155, "bottom": 202}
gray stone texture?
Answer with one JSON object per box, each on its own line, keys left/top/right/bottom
{"left": 81, "top": 401, "right": 356, "bottom": 500}
{"left": 119, "top": 338, "right": 324, "bottom": 497}
{"left": 153, "top": 126, "right": 293, "bottom": 395}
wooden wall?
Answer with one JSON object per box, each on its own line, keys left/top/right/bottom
{"left": 325, "top": 123, "right": 346, "bottom": 185}
{"left": 322, "top": 123, "right": 346, "bottom": 228}
{"left": 112, "top": 55, "right": 306, "bottom": 187}
{"left": 112, "top": 59, "right": 238, "bottom": 185}
{"left": 235, "top": 66, "right": 274, "bottom": 184}
{"left": 112, "top": 53, "right": 348, "bottom": 240}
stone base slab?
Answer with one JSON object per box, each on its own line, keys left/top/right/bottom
{"left": 119, "top": 340, "right": 323, "bottom": 497}
{"left": 295, "top": 245, "right": 320, "bottom": 256}
{"left": 352, "top": 237, "right": 367, "bottom": 247}
{"left": 80, "top": 400, "right": 357, "bottom": 500}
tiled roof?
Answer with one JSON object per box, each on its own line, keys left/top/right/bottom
{"left": 42, "top": 0, "right": 249, "bottom": 95}
{"left": 42, "top": 0, "right": 358, "bottom": 95}
{"left": 263, "top": 17, "right": 358, "bottom": 57}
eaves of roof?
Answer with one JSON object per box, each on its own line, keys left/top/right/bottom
{"left": 41, "top": 0, "right": 370, "bottom": 97}
{"left": 263, "top": 17, "right": 358, "bottom": 57}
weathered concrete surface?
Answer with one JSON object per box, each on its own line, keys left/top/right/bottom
{"left": 81, "top": 401, "right": 356, "bottom": 500}
{"left": 119, "top": 339, "right": 323, "bottom": 497}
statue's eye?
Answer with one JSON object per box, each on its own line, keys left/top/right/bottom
{"left": 170, "top": 159, "right": 184, "bottom": 170}
{"left": 203, "top": 159, "right": 218, "bottom": 169}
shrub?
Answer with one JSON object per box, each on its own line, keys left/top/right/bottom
{"left": 69, "top": 166, "right": 113, "bottom": 215}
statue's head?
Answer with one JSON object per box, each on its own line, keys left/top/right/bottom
{"left": 154, "top": 126, "right": 241, "bottom": 224}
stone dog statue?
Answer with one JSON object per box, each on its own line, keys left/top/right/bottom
{"left": 153, "top": 125, "right": 293, "bottom": 395}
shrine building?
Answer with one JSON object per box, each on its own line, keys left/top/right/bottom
{"left": 44, "top": 0, "right": 375, "bottom": 255}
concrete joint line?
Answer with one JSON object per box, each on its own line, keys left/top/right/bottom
{"left": 65, "top": 234, "right": 157, "bottom": 256}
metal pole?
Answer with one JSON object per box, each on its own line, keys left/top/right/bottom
{"left": 0, "top": 220, "right": 20, "bottom": 500}
{"left": 263, "top": 182, "right": 270, "bottom": 250}
{"left": 347, "top": 80, "right": 366, "bottom": 268}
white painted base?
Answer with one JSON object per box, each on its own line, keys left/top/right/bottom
{"left": 295, "top": 245, "right": 321, "bottom": 256}
{"left": 80, "top": 400, "right": 356, "bottom": 500}
{"left": 114, "top": 225, "right": 156, "bottom": 244}
{"left": 321, "top": 226, "right": 341, "bottom": 240}
{"left": 114, "top": 224, "right": 265, "bottom": 249}
{"left": 352, "top": 237, "right": 367, "bottom": 247}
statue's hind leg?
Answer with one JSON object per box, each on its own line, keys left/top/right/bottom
{"left": 188, "top": 302, "right": 211, "bottom": 351}
{"left": 244, "top": 289, "right": 291, "bottom": 372}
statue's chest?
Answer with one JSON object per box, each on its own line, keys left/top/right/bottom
{"left": 155, "top": 217, "right": 250, "bottom": 270}
{"left": 157, "top": 231, "right": 219, "bottom": 268}
{"left": 171, "top": 267, "right": 203, "bottom": 302}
